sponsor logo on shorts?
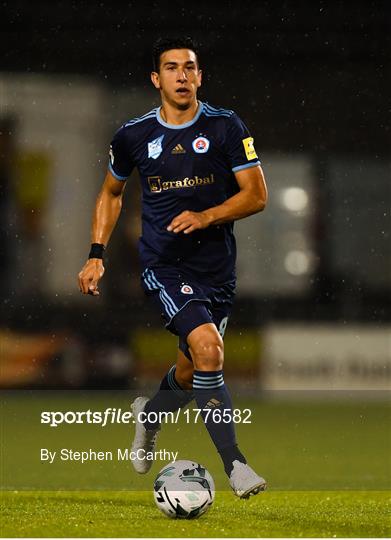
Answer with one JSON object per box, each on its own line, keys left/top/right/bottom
{"left": 180, "top": 284, "right": 193, "bottom": 295}
{"left": 192, "top": 136, "right": 210, "bottom": 154}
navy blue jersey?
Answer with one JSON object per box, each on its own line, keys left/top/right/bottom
{"left": 109, "top": 101, "right": 260, "bottom": 284}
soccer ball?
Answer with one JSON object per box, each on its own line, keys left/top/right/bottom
{"left": 153, "top": 460, "right": 215, "bottom": 519}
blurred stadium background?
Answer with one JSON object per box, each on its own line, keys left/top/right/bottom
{"left": 0, "top": 1, "right": 390, "bottom": 396}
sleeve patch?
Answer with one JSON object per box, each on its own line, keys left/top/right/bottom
{"left": 242, "top": 137, "right": 257, "bottom": 160}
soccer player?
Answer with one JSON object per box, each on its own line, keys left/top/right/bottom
{"left": 78, "top": 37, "right": 268, "bottom": 498}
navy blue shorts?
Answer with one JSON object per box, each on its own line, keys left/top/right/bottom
{"left": 141, "top": 266, "right": 235, "bottom": 360}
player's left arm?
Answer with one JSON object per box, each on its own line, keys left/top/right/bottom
{"left": 167, "top": 165, "right": 267, "bottom": 234}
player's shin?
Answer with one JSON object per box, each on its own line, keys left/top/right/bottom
{"left": 192, "top": 369, "right": 247, "bottom": 475}
{"left": 143, "top": 365, "right": 194, "bottom": 430}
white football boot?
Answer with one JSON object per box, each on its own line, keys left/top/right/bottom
{"left": 130, "top": 396, "right": 160, "bottom": 474}
{"left": 229, "top": 460, "right": 267, "bottom": 499}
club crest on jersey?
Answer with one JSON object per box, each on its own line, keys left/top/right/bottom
{"left": 148, "top": 135, "right": 164, "bottom": 159}
{"left": 180, "top": 284, "right": 193, "bottom": 295}
{"left": 192, "top": 136, "right": 210, "bottom": 154}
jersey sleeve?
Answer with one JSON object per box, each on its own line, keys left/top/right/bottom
{"left": 108, "top": 125, "right": 135, "bottom": 181}
{"left": 225, "top": 113, "right": 261, "bottom": 172}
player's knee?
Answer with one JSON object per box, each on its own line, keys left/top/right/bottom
{"left": 187, "top": 324, "right": 224, "bottom": 371}
{"left": 190, "top": 335, "right": 224, "bottom": 371}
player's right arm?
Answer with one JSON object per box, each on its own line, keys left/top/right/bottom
{"left": 78, "top": 171, "right": 127, "bottom": 296}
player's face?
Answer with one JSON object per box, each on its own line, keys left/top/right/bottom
{"left": 151, "top": 49, "right": 202, "bottom": 109}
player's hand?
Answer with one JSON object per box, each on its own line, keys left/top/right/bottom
{"left": 167, "top": 210, "right": 212, "bottom": 234}
{"left": 78, "top": 259, "right": 105, "bottom": 296}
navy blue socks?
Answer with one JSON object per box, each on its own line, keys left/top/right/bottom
{"left": 143, "top": 366, "right": 246, "bottom": 475}
{"left": 192, "top": 369, "right": 247, "bottom": 475}
{"left": 143, "top": 366, "right": 194, "bottom": 431}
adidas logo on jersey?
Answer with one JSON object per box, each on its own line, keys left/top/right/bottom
{"left": 171, "top": 144, "right": 186, "bottom": 154}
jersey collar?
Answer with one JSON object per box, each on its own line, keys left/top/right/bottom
{"left": 156, "top": 101, "right": 204, "bottom": 129}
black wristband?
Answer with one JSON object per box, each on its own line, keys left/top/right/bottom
{"left": 88, "top": 243, "right": 105, "bottom": 259}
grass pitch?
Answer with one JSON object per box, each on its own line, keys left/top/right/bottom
{"left": 1, "top": 490, "right": 390, "bottom": 537}
{"left": 1, "top": 396, "right": 390, "bottom": 537}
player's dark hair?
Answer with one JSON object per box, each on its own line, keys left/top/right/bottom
{"left": 152, "top": 37, "right": 199, "bottom": 72}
